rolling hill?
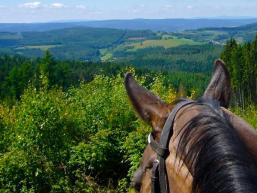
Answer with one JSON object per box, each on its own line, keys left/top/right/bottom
{"left": 1, "top": 18, "right": 257, "bottom": 32}
{"left": 174, "top": 22, "right": 257, "bottom": 43}
{"left": 0, "top": 27, "right": 157, "bottom": 60}
{"left": 0, "top": 21, "right": 257, "bottom": 61}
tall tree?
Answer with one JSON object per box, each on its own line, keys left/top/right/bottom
{"left": 221, "top": 37, "right": 257, "bottom": 106}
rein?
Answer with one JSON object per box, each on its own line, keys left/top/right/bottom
{"left": 148, "top": 100, "right": 195, "bottom": 193}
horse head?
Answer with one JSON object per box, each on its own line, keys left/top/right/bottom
{"left": 125, "top": 60, "right": 257, "bottom": 193}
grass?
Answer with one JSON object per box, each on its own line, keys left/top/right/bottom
{"left": 128, "top": 38, "right": 202, "bottom": 50}
{"left": 99, "top": 36, "right": 203, "bottom": 61}
{"left": 101, "top": 52, "right": 113, "bottom": 61}
{"left": 177, "top": 30, "right": 229, "bottom": 43}
{"left": 100, "top": 48, "right": 113, "bottom": 61}
{"left": 16, "top": 45, "right": 62, "bottom": 51}
{"left": 233, "top": 105, "right": 257, "bottom": 129}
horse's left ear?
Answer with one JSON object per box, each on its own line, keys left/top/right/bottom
{"left": 125, "top": 73, "right": 171, "bottom": 133}
{"left": 203, "top": 59, "right": 231, "bottom": 108}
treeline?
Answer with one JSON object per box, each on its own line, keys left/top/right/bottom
{"left": 0, "top": 28, "right": 157, "bottom": 60}
{"left": 114, "top": 44, "right": 223, "bottom": 73}
{"left": 0, "top": 57, "right": 255, "bottom": 193}
{"left": 0, "top": 75, "right": 138, "bottom": 192}
{"left": 0, "top": 52, "right": 210, "bottom": 103}
{"left": 221, "top": 37, "right": 257, "bottom": 106}
{"left": 0, "top": 52, "right": 123, "bottom": 102}
{"left": 0, "top": 38, "right": 256, "bottom": 192}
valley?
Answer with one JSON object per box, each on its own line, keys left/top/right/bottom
{"left": 0, "top": 18, "right": 256, "bottom": 193}
{"left": 0, "top": 20, "right": 257, "bottom": 65}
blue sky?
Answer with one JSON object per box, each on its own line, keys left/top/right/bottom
{"left": 0, "top": 0, "right": 257, "bottom": 23}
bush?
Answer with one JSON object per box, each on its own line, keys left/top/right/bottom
{"left": 0, "top": 74, "right": 144, "bottom": 192}
{"left": 0, "top": 71, "right": 256, "bottom": 192}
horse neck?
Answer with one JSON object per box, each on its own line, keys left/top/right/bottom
{"left": 169, "top": 104, "right": 257, "bottom": 193}
{"left": 222, "top": 107, "right": 257, "bottom": 162}
{"left": 165, "top": 105, "right": 198, "bottom": 193}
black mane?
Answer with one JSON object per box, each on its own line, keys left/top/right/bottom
{"left": 177, "top": 99, "right": 257, "bottom": 193}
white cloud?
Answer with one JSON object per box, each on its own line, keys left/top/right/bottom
{"left": 76, "top": 5, "right": 87, "bottom": 9}
{"left": 129, "top": 8, "right": 140, "bottom": 13}
{"left": 50, "top": 3, "right": 65, "bottom": 9}
{"left": 20, "top": 1, "right": 42, "bottom": 9}
{"left": 91, "top": 11, "right": 103, "bottom": 15}
{"left": 19, "top": 2, "right": 66, "bottom": 9}
{"left": 187, "top": 5, "right": 193, "bottom": 9}
{"left": 164, "top": 4, "right": 173, "bottom": 9}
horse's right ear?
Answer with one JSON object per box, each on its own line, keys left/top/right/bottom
{"left": 203, "top": 59, "right": 231, "bottom": 108}
{"left": 124, "top": 73, "right": 171, "bottom": 132}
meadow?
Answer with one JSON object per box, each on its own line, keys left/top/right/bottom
{"left": 128, "top": 37, "right": 201, "bottom": 50}
{"left": 16, "top": 45, "right": 62, "bottom": 52}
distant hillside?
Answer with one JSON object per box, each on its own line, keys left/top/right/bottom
{"left": 174, "top": 22, "right": 257, "bottom": 43}
{"left": 1, "top": 21, "right": 257, "bottom": 61}
{"left": 0, "top": 27, "right": 157, "bottom": 60}
{"left": 1, "top": 18, "right": 257, "bottom": 32}
{"left": 201, "top": 22, "right": 257, "bottom": 31}
{"left": 79, "top": 19, "right": 257, "bottom": 32}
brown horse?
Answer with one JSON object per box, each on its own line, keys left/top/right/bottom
{"left": 125, "top": 59, "right": 257, "bottom": 193}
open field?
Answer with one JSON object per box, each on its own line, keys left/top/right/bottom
{"left": 129, "top": 38, "right": 202, "bottom": 50}
{"left": 16, "top": 45, "right": 62, "bottom": 51}
{"left": 1, "top": 22, "right": 257, "bottom": 60}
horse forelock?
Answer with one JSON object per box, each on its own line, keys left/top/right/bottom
{"left": 176, "top": 99, "right": 257, "bottom": 193}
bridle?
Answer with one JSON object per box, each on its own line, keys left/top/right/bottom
{"left": 148, "top": 99, "right": 195, "bottom": 193}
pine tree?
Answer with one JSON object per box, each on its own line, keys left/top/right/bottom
{"left": 221, "top": 37, "right": 257, "bottom": 106}
{"left": 250, "top": 36, "right": 257, "bottom": 103}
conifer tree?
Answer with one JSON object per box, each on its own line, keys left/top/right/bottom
{"left": 221, "top": 37, "right": 257, "bottom": 106}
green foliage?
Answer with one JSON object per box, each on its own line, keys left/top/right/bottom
{"left": 221, "top": 37, "right": 257, "bottom": 106}
{"left": 69, "top": 129, "right": 119, "bottom": 181}
{"left": 0, "top": 51, "right": 210, "bottom": 103}
{"left": 0, "top": 33, "right": 255, "bottom": 192}
{"left": 0, "top": 69, "right": 182, "bottom": 192}
{"left": 0, "top": 86, "right": 75, "bottom": 192}
{"left": 174, "top": 23, "right": 257, "bottom": 43}
{"left": 122, "top": 124, "right": 150, "bottom": 178}
{"left": 113, "top": 44, "right": 223, "bottom": 73}
{"left": 0, "top": 27, "right": 156, "bottom": 61}
{"left": 128, "top": 38, "right": 201, "bottom": 50}
{"left": 233, "top": 105, "right": 257, "bottom": 128}
{"left": 1, "top": 23, "right": 257, "bottom": 61}
{"left": 0, "top": 73, "right": 138, "bottom": 192}
{"left": 0, "top": 53, "right": 123, "bottom": 101}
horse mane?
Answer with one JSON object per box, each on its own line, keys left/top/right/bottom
{"left": 177, "top": 98, "right": 257, "bottom": 193}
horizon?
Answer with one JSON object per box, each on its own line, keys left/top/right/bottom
{"left": 1, "top": 0, "right": 257, "bottom": 23}
{"left": 1, "top": 17, "right": 257, "bottom": 24}
{"left": 0, "top": 16, "right": 256, "bottom": 24}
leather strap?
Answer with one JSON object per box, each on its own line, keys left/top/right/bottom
{"left": 149, "top": 99, "right": 194, "bottom": 193}
{"left": 151, "top": 159, "right": 160, "bottom": 193}
{"left": 148, "top": 134, "right": 169, "bottom": 157}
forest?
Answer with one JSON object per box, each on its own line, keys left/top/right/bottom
{"left": 221, "top": 37, "right": 257, "bottom": 107}
{"left": 0, "top": 34, "right": 256, "bottom": 192}
{"left": 1, "top": 22, "right": 257, "bottom": 62}
{"left": 0, "top": 28, "right": 156, "bottom": 60}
